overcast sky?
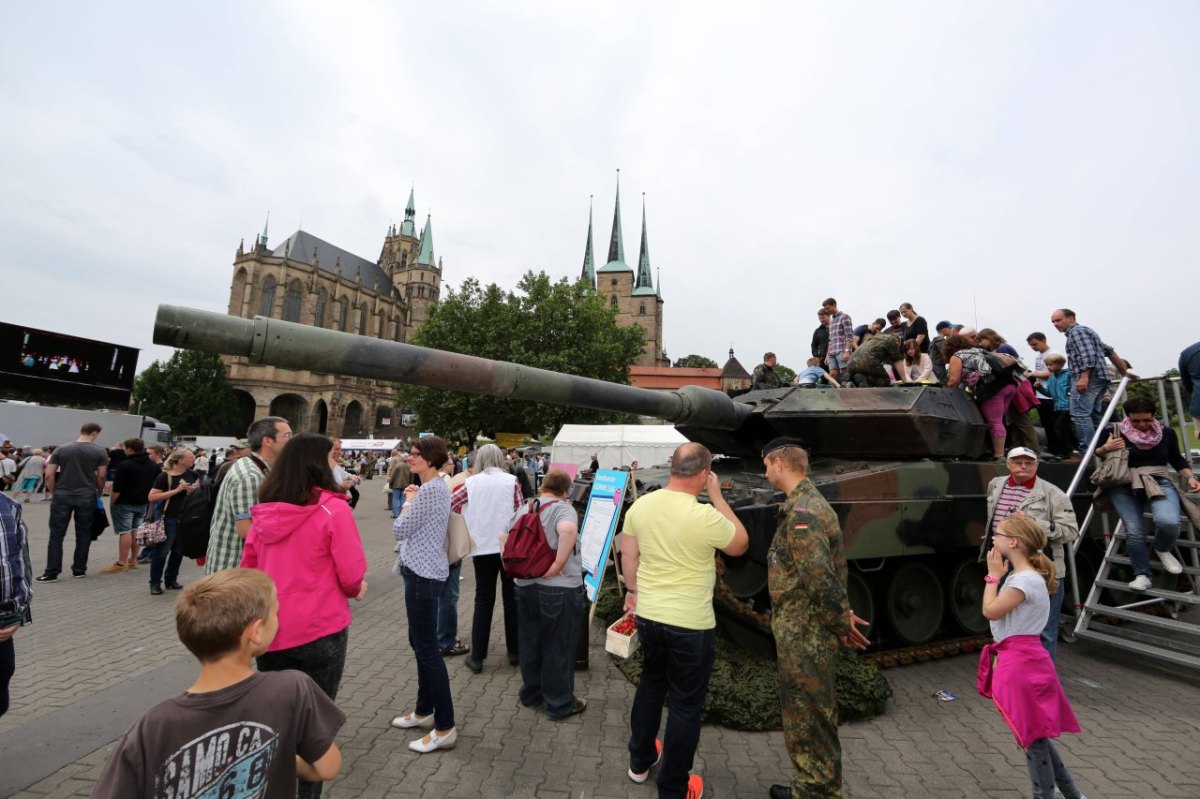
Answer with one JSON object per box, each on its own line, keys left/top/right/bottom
{"left": 3, "top": 2, "right": 1197, "bottom": 382}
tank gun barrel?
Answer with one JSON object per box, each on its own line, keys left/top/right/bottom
{"left": 153, "top": 305, "right": 751, "bottom": 431}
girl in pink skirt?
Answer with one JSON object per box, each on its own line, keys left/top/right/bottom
{"left": 978, "top": 514, "right": 1085, "bottom": 799}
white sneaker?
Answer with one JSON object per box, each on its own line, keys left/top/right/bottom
{"left": 1128, "top": 575, "right": 1152, "bottom": 591}
{"left": 1156, "top": 550, "right": 1184, "bottom": 575}
{"left": 390, "top": 712, "right": 434, "bottom": 729}
{"left": 409, "top": 727, "right": 457, "bottom": 753}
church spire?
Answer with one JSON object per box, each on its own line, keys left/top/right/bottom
{"left": 635, "top": 194, "right": 653, "bottom": 290}
{"left": 257, "top": 212, "right": 270, "bottom": 249}
{"left": 401, "top": 186, "right": 417, "bottom": 237}
{"left": 581, "top": 196, "right": 595, "bottom": 288}
{"left": 607, "top": 169, "right": 625, "bottom": 265}
{"left": 415, "top": 215, "right": 436, "bottom": 266}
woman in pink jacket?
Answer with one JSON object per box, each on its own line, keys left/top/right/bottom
{"left": 241, "top": 434, "right": 367, "bottom": 799}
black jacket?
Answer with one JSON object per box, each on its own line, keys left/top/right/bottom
{"left": 111, "top": 452, "right": 161, "bottom": 506}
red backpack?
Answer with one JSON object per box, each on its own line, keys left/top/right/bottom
{"left": 501, "top": 499, "right": 561, "bottom": 579}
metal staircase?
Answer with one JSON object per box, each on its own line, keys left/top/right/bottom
{"left": 1064, "top": 376, "right": 1200, "bottom": 667}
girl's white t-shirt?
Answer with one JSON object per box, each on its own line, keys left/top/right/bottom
{"left": 990, "top": 569, "right": 1050, "bottom": 642}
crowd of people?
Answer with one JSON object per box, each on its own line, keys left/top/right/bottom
{"left": 751, "top": 301, "right": 1200, "bottom": 466}
{"left": 0, "top": 316, "right": 1197, "bottom": 798}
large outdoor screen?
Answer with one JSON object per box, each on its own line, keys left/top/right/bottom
{"left": 0, "top": 322, "right": 139, "bottom": 408}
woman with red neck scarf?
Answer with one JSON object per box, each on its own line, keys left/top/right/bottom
{"left": 1095, "top": 396, "right": 1200, "bottom": 591}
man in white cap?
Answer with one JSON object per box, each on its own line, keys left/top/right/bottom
{"left": 982, "top": 447, "right": 1079, "bottom": 658}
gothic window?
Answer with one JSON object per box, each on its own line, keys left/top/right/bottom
{"left": 639, "top": 303, "right": 646, "bottom": 315}
{"left": 283, "top": 279, "right": 303, "bottom": 322}
{"left": 336, "top": 298, "right": 348, "bottom": 331}
{"left": 377, "top": 314, "right": 384, "bottom": 338}
{"left": 610, "top": 295, "right": 618, "bottom": 308}
{"left": 400, "top": 253, "right": 408, "bottom": 269}
{"left": 611, "top": 278, "right": 618, "bottom": 287}
{"left": 420, "top": 272, "right": 424, "bottom": 282}
{"left": 314, "top": 288, "right": 327, "bottom": 327}
{"left": 230, "top": 268, "right": 249, "bottom": 317}
{"left": 358, "top": 306, "right": 368, "bottom": 335}
{"left": 259, "top": 276, "right": 277, "bottom": 317}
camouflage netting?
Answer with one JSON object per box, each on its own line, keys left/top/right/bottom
{"left": 593, "top": 579, "right": 892, "bottom": 731}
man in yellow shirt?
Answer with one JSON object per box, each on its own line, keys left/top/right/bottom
{"left": 620, "top": 442, "right": 749, "bottom": 799}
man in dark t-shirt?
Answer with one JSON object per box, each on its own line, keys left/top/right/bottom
{"left": 37, "top": 423, "right": 109, "bottom": 581}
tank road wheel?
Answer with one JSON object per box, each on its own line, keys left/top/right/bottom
{"left": 946, "top": 558, "right": 989, "bottom": 635}
{"left": 885, "top": 563, "right": 945, "bottom": 645}
{"left": 722, "top": 557, "right": 768, "bottom": 599}
{"left": 846, "top": 570, "right": 876, "bottom": 641}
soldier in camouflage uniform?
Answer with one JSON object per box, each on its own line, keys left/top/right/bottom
{"left": 845, "top": 333, "right": 906, "bottom": 387}
{"left": 752, "top": 353, "right": 785, "bottom": 391}
{"left": 763, "top": 438, "right": 869, "bottom": 799}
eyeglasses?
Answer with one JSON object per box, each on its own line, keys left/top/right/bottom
{"left": 270, "top": 431, "right": 294, "bottom": 440}
{"left": 993, "top": 532, "right": 1011, "bottom": 539}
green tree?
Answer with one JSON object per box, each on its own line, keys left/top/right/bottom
{"left": 395, "top": 272, "right": 646, "bottom": 440}
{"left": 133, "top": 350, "right": 242, "bottom": 435}
{"left": 674, "top": 354, "right": 719, "bottom": 369}
{"left": 774, "top": 363, "right": 797, "bottom": 385}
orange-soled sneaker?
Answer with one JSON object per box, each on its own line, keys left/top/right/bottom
{"left": 628, "top": 739, "right": 663, "bottom": 784}
{"left": 99, "top": 563, "right": 128, "bottom": 574}
{"left": 685, "top": 774, "right": 704, "bottom": 799}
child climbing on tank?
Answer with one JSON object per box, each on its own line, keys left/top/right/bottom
{"left": 978, "top": 514, "right": 1085, "bottom": 799}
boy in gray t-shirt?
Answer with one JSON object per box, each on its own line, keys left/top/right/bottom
{"left": 91, "top": 569, "right": 344, "bottom": 799}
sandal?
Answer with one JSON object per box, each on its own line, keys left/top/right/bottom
{"left": 553, "top": 697, "right": 587, "bottom": 719}
{"left": 440, "top": 641, "right": 470, "bottom": 657}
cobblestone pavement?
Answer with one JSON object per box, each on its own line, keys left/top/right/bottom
{"left": 2, "top": 490, "right": 1198, "bottom": 798}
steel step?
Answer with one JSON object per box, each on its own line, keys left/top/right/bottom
{"left": 1094, "top": 578, "right": 1200, "bottom": 604}
{"left": 1072, "top": 628, "right": 1200, "bottom": 669}
{"left": 1101, "top": 554, "right": 1200, "bottom": 577}
{"left": 1083, "top": 604, "right": 1200, "bottom": 636}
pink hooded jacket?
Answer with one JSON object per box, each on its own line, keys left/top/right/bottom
{"left": 242, "top": 489, "right": 367, "bottom": 652}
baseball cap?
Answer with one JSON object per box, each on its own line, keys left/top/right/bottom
{"left": 1006, "top": 447, "right": 1039, "bottom": 461}
{"left": 232, "top": 438, "right": 251, "bottom": 449}
{"left": 935, "top": 320, "right": 955, "bottom": 332}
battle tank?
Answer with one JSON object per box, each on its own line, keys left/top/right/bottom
{"left": 152, "top": 305, "right": 1099, "bottom": 653}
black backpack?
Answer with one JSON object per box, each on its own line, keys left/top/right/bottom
{"left": 176, "top": 482, "right": 215, "bottom": 559}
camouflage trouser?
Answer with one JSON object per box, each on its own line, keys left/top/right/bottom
{"left": 845, "top": 358, "right": 890, "bottom": 387}
{"left": 776, "top": 636, "right": 841, "bottom": 798}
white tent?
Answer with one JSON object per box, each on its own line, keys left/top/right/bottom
{"left": 339, "top": 438, "right": 402, "bottom": 451}
{"left": 549, "top": 425, "right": 687, "bottom": 471}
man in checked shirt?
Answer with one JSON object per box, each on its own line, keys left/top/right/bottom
{"left": 821, "top": 298, "right": 855, "bottom": 383}
{"left": 1050, "top": 308, "right": 1135, "bottom": 454}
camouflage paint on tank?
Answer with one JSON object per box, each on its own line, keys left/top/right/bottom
{"left": 153, "top": 303, "right": 1096, "bottom": 652}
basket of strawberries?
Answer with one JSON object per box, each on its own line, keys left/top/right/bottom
{"left": 606, "top": 614, "right": 639, "bottom": 658}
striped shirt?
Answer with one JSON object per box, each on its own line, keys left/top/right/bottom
{"left": 992, "top": 479, "right": 1034, "bottom": 535}
{"left": 0, "top": 493, "right": 33, "bottom": 623}
{"left": 827, "top": 311, "right": 854, "bottom": 356}
{"left": 205, "top": 455, "right": 266, "bottom": 574}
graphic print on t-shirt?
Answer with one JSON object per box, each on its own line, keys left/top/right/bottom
{"left": 158, "top": 721, "right": 279, "bottom": 799}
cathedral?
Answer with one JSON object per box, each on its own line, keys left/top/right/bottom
{"left": 580, "top": 173, "right": 669, "bottom": 368}
{"left": 220, "top": 175, "right": 667, "bottom": 437}
{"left": 221, "top": 189, "right": 439, "bottom": 438}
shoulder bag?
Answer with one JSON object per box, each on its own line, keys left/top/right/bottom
{"left": 446, "top": 511, "right": 473, "bottom": 566}
{"left": 1090, "top": 423, "right": 1131, "bottom": 490}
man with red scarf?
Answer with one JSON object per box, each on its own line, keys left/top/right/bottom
{"left": 982, "top": 448, "right": 1079, "bottom": 659}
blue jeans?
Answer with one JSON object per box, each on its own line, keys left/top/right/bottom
{"left": 149, "top": 517, "right": 184, "bottom": 588}
{"left": 257, "top": 627, "right": 350, "bottom": 799}
{"left": 1068, "top": 377, "right": 1110, "bottom": 450}
{"left": 391, "top": 489, "right": 406, "bottom": 518}
{"left": 1041, "top": 578, "right": 1065, "bottom": 660}
{"left": 1108, "top": 480, "right": 1182, "bottom": 578}
{"left": 516, "top": 584, "right": 583, "bottom": 718}
{"left": 44, "top": 492, "right": 96, "bottom": 577}
{"left": 402, "top": 567, "right": 455, "bottom": 730}
{"left": 629, "top": 618, "right": 716, "bottom": 799}
{"left": 437, "top": 560, "right": 462, "bottom": 649}
{"left": 111, "top": 504, "right": 147, "bottom": 535}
